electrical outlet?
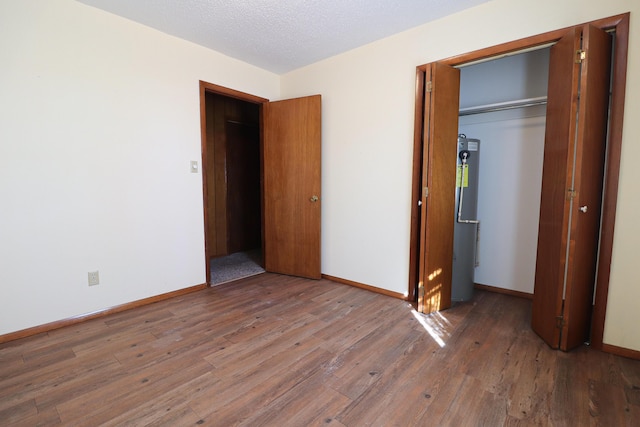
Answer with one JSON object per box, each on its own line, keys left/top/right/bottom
{"left": 88, "top": 271, "right": 100, "bottom": 286}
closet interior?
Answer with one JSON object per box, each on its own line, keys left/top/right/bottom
{"left": 453, "top": 47, "right": 551, "bottom": 299}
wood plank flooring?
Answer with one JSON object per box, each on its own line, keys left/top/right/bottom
{"left": 1, "top": 273, "right": 639, "bottom": 426}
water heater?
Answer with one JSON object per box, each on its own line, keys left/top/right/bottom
{"left": 452, "top": 135, "right": 480, "bottom": 302}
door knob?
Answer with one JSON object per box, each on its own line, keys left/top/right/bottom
{"left": 310, "top": 195, "right": 319, "bottom": 202}
{"left": 579, "top": 205, "right": 588, "bottom": 213}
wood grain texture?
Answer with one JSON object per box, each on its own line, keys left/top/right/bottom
{"left": 205, "top": 93, "right": 261, "bottom": 258}
{"left": 0, "top": 284, "right": 206, "bottom": 345}
{"left": 590, "top": 13, "right": 630, "bottom": 351}
{"left": 264, "top": 95, "right": 322, "bottom": 279}
{"left": 2, "top": 273, "right": 638, "bottom": 425}
{"left": 531, "top": 27, "right": 581, "bottom": 350}
{"left": 208, "top": 92, "right": 228, "bottom": 257}
{"left": 408, "top": 68, "right": 427, "bottom": 303}
{"left": 561, "top": 25, "right": 611, "bottom": 351}
{"left": 418, "top": 62, "right": 460, "bottom": 314}
{"left": 474, "top": 283, "right": 533, "bottom": 300}
{"left": 322, "top": 274, "right": 406, "bottom": 300}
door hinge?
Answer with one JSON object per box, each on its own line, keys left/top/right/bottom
{"left": 567, "top": 189, "right": 577, "bottom": 200}
{"left": 425, "top": 81, "right": 433, "bottom": 92}
{"left": 423, "top": 187, "right": 429, "bottom": 198}
{"left": 556, "top": 316, "right": 565, "bottom": 329}
{"left": 575, "top": 49, "right": 586, "bottom": 63}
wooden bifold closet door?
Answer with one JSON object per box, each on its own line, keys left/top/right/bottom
{"left": 417, "top": 62, "right": 460, "bottom": 314}
{"left": 531, "top": 25, "right": 612, "bottom": 351}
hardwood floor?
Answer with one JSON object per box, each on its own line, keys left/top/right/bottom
{"left": 1, "top": 273, "right": 639, "bottom": 426}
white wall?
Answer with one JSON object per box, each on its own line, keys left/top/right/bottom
{"left": 281, "top": 0, "right": 640, "bottom": 351}
{"left": 460, "top": 109, "right": 545, "bottom": 294}
{"left": 0, "top": 0, "right": 279, "bottom": 335}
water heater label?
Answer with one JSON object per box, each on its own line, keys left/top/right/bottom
{"left": 456, "top": 165, "right": 469, "bottom": 188}
{"left": 467, "top": 141, "right": 479, "bottom": 151}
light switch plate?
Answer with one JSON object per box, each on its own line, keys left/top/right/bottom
{"left": 190, "top": 160, "right": 199, "bottom": 173}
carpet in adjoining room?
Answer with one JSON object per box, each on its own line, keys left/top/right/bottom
{"left": 210, "top": 249, "right": 265, "bottom": 285}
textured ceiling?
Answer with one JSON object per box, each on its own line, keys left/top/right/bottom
{"left": 76, "top": 0, "right": 491, "bottom": 74}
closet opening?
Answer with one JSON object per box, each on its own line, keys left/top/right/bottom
{"left": 199, "top": 82, "right": 268, "bottom": 286}
{"left": 453, "top": 46, "right": 551, "bottom": 303}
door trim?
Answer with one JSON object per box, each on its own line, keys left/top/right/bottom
{"left": 198, "top": 81, "right": 268, "bottom": 286}
{"left": 409, "top": 13, "right": 629, "bottom": 351}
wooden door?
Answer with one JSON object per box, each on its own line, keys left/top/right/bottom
{"left": 418, "top": 63, "right": 460, "bottom": 314}
{"left": 263, "top": 95, "right": 322, "bottom": 279}
{"left": 532, "top": 25, "right": 611, "bottom": 351}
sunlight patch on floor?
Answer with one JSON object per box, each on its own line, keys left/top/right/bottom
{"left": 411, "top": 309, "right": 451, "bottom": 348}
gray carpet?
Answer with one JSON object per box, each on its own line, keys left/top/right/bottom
{"left": 210, "top": 250, "right": 265, "bottom": 286}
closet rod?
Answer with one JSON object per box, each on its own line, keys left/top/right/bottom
{"left": 459, "top": 96, "right": 547, "bottom": 116}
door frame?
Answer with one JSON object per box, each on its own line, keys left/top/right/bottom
{"left": 408, "top": 13, "right": 629, "bottom": 350}
{"left": 199, "top": 81, "right": 268, "bottom": 286}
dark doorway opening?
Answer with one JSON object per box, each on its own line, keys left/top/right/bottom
{"left": 201, "top": 86, "right": 264, "bottom": 285}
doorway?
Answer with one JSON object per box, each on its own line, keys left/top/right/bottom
{"left": 408, "top": 13, "right": 629, "bottom": 351}
{"left": 199, "top": 82, "right": 323, "bottom": 284}
{"left": 456, "top": 47, "right": 550, "bottom": 299}
{"left": 199, "top": 82, "right": 268, "bottom": 286}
